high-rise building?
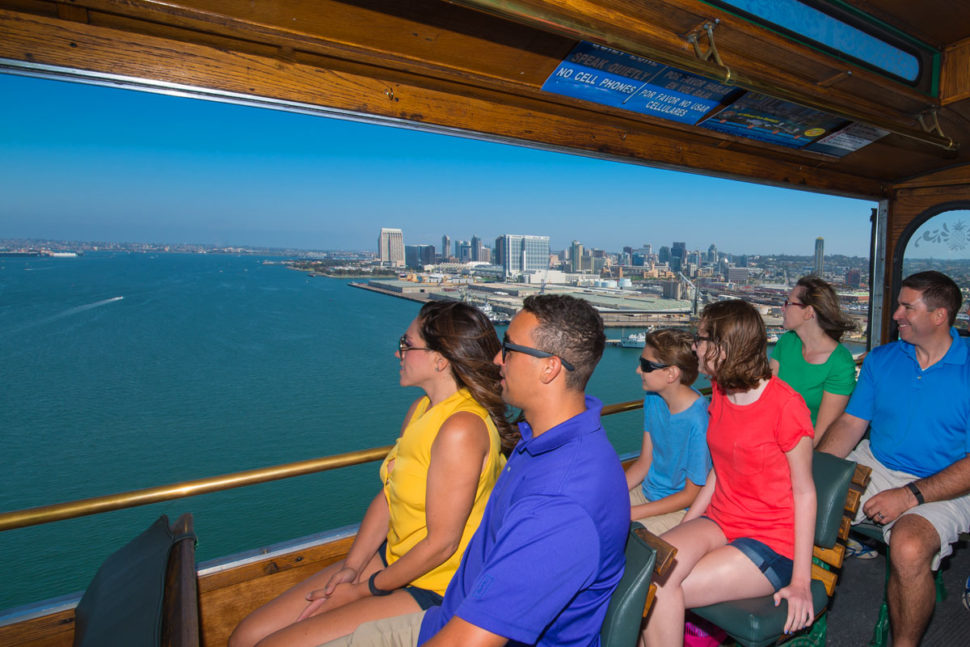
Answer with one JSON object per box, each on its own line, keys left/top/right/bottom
{"left": 845, "top": 268, "right": 861, "bottom": 288}
{"left": 457, "top": 240, "right": 472, "bottom": 262}
{"left": 405, "top": 244, "right": 436, "bottom": 268}
{"left": 495, "top": 234, "right": 551, "bottom": 277}
{"left": 441, "top": 235, "right": 451, "bottom": 259}
{"left": 471, "top": 235, "right": 483, "bottom": 262}
{"left": 378, "top": 227, "right": 405, "bottom": 267}
{"left": 707, "top": 244, "right": 718, "bottom": 264}
{"left": 570, "top": 240, "right": 585, "bottom": 273}
{"left": 814, "top": 237, "right": 824, "bottom": 276}
{"left": 670, "top": 241, "right": 686, "bottom": 272}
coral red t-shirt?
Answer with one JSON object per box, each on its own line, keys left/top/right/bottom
{"left": 706, "top": 377, "right": 813, "bottom": 559}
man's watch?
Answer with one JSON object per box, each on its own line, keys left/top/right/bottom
{"left": 906, "top": 481, "right": 925, "bottom": 505}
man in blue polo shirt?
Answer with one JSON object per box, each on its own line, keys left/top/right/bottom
{"left": 326, "top": 294, "right": 629, "bottom": 647}
{"left": 819, "top": 271, "right": 970, "bottom": 647}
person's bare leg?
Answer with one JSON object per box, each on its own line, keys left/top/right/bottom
{"left": 641, "top": 518, "right": 725, "bottom": 647}
{"left": 230, "top": 552, "right": 382, "bottom": 647}
{"left": 680, "top": 545, "right": 774, "bottom": 608}
{"left": 255, "top": 590, "right": 422, "bottom": 647}
{"left": 886, "top": 515, "right": 939, "bottom": 647}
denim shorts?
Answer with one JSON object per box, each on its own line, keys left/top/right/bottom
{"left": 378, "top": 540, "right": 445, "bottom": 611}
{"left": 730, "top": 537, "right": 793, "bottom": 591}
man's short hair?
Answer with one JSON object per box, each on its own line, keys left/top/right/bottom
{"left": 521, "top": 294, "right": 605, "bottom": 390}
{"left": 901, "top": 271, "right": 963, "bottom": 327}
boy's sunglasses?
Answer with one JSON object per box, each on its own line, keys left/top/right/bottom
{"left": 638, "top": 357, "right": 670, "bottom": 373}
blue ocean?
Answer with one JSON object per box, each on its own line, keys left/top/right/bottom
{"left": 0, "top": 252, "right": 648, "bottom": 610}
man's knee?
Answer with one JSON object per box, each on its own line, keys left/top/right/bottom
{"left": 888, "top": 515, "right": 939, "bottom": 573}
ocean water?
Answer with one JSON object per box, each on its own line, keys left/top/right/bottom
{"left": 0, "top": 253, "right": 648, "bottom": 610}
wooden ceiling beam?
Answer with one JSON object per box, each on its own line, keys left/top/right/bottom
{"left": 447, "top": 0, "right": 956, "bottom": 151}
{"left": 0, "top": 8, "right": 887, "bottom": 198}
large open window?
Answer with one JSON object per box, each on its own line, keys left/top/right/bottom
{"left": 896, "top": 207, "right": 970, "bottom": 336}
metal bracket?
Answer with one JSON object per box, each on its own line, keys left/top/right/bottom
{"left": 917, "top": 108, "right": 945, "bottom": 138}
{"left": 686, "top": 20, "right": 732, "bottom": 83}
{"left": 917, "top": 108, "right": 955, "bottom": 150}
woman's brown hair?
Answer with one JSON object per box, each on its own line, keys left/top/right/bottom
{"left": 699, "top": 300, "right": 772, "bottom": 392}
{"left": 644, "top": 329, "right": 698, "bottom": 385}
{"left": 418, "top": 301, "right": 519, "bottom": 452}
{"left": 795, "top": 275, "right": 855, "bottom": 342}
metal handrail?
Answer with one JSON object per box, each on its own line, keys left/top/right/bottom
{"left": 0, "top": 399, "right": 647, "bottom": 532}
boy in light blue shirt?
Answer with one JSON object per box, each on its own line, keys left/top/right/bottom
{"left": 625, "top": 329, "right": 711, "bottom": 535}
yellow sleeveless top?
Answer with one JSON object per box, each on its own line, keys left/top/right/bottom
{"left": 379, "top": 387, "right": 506, "bottom": 595}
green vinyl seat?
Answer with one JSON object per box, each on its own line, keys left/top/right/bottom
{"left": 73, "top": 513, "right": 199, "bottom": 647}
{"left": 600, "top": 523, "right": 659, "bottom": 647}
{"left": 690, "top": 452, "right": 864, "bottom": 647}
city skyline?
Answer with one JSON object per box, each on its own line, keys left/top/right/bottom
{"left": 2, "top": 73, "right": 877, "bottom": 256}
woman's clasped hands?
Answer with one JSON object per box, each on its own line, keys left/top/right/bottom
{"left": 296, "top": 565, "right": 365, "bottom": 621}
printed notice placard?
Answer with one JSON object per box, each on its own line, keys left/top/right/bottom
{"left": 805, "top": 122, "right": 889, "bottom": 157}
{"left": 541, "top": 42, "right": 737, "bottom": 125}
{"left": 699, "top": 93, "right": 847, "bottom": 149}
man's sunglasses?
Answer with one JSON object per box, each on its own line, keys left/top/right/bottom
{"left": 501, "top": 334, "right": 575, "bottom": 371}
{"left": 638, "top": 357, "right": 669, "bottom": 373}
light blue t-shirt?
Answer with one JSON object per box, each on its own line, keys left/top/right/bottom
{"left": 641, "top": 390, "right": 711, "bottom": 502}
{"left": 846, "top": 327, "right": 970, "bottom": 477}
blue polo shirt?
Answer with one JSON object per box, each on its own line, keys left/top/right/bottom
{"left": 846, "top": 328, "right": 970, "bottom": 477}
{"left": 418, "top": 396, "right": 629, "bottom": 647}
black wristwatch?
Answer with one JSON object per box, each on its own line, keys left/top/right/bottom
{"left": 368, "top": 571, "right": 394, "bottom": 597}
{"left": 906, "top": 481, "right": 925, "bottom": 505}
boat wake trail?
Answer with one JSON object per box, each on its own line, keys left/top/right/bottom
{"left": 11, "top": 296, "right": 125, "bottom": 333}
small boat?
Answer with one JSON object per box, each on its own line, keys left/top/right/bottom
{"left": 620, "top": 332, "right": 646, "bottom": 348}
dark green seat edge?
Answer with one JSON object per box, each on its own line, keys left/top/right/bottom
{"left": 73, "top": 513, "right": 199, "bottom": 647}
{"left": 690, "top": 452, "right": 857, "bottom": 647}
{"left": 600, "top": 522, "right": 658, "bottom": 647}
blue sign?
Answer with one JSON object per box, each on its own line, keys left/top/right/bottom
{"left": 542, "top": 42, "right": 736, "bottom": 125}
{"left": 700, "top": 93, "right": 846, "bottom": 149}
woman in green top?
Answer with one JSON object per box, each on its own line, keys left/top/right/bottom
{"left": 770, "top": 276, "right": 857, "bottom": 444}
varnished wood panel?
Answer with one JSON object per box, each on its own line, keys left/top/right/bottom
{"left": 0, "top": 8, "right": 888, "bottom": 197}
{"left": 198, "top": 536, "right": 355, "bottom": 647}
{"left": 943, "top": 38, "right": 970, "bottom": 105}
{"left": 0, "top": 609, "right": 74, "bottom": 647}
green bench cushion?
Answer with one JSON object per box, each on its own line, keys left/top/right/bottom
{"left": 691, "top": 579, "right": 829, "bottom": 647}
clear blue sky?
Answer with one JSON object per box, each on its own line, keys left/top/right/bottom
{"left": 0, "top": 73, "right": 875, "bottom": 256}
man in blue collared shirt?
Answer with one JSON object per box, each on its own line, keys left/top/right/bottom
{"left": 819, "top": 271, "right": 970, "bottom": 647}
{"left": 326, "top": 295, "right": 629, "bottom": 647}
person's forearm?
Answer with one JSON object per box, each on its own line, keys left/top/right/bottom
{"left": 344, "top": 491, "right": 390, "bottom": 574}
{"left": 370, "top": 531, "right": 462, "bottom": 591}
{"left": 682, "top": 473, "right": 715, "bottom": 522}
{"left": 790, "top": 486, "right": 816, "bottom": 584}
{"left": 909, "top": 455, "right": 970, "bottom": 503}
{"left": 815, "top": 414, "right": 867, "bottom": 458}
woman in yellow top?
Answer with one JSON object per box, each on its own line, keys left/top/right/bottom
{"left": 231, "top": 301, "right": 515, "bottom": 647}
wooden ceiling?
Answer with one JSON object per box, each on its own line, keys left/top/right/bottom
{"left": 1, "top": 0, "right": 968, "bottom": 200}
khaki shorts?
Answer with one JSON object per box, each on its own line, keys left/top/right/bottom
{"left": 849, "top": 439, "right": 970, "bottom": 570}
{"left": 629, "top": 488, "right": 687, "bottom": 535}
{"left": 318, "top": 610, "right": 426, "bottom": 647}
